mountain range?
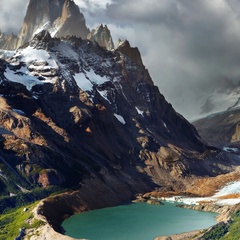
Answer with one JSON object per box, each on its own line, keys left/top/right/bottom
{"left": 0, "top": 0, "right": 238, "bottom": 236}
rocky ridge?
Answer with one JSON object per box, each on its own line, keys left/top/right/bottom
{"left": 87, "top": 24, "right": 114, "bottom": 51}
{"left": 16, "top": 0, "right": 90, "bottom": 49}
{"left": 0, "top": 0, "right": 238, "bottom": 238}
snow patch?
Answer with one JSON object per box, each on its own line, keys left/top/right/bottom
{"left": 223, "top": 147, "right": 238, "bottom": 153}
{"left": 16, "top": 46, "right": 57, "bottom": 68}
{"left": 114, "top": 114, "right": 126, "bottom": 125}
{"left": 4, "top": 67, "right": 45, "bottom": 90}
{"left": 162, "top": 120, "right": 170, "bottom": 132}
{"left": 0, "top": 50, "right": 15, "bottom": 59}
{"left": 98, "top": 90, "right": 111, "bottom": 104}
{"left": 12, "top": 109, "right": 25, "bottom": 116}
{"left": 74, "top": 72, "right": 93, "bottom": 92}
{"left": 74, "top": 69, "right": 110, "bottom": 92}
{"left": 164, "top": 181, "right": 240, "bottom": 206}
{"left": 135, "top": 107, "right": 144, "bottom": 116}
{"left": 87, "top": 69, "right": 109, "bottom": 85}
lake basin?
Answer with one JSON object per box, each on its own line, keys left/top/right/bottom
{"left": 62, "top": 202, "right": 217, "bottom": 240}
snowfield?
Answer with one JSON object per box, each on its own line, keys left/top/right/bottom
{"left": 164, "top": 181, "right": 240, "bottom": 206}
{"left": 74, "top": 69, "right": 110, "bottom": 92}
{"left": 114, "top": 114, "right": 126, "bottom": 125}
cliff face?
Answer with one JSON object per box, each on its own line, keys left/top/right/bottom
{"left": 15, "top": 0, "right": 89, "bottom": 49}
{"left": 87, "top": 24, "right": 114, "bottom": 50}
{"left": 0, "top": 31, "right": 233, "bottom": 202}
{"left": 0, "top": 32, "right": 17, "bottom": 50}
{"left": 193, "top": 108, "right": 240, "bottom": 152}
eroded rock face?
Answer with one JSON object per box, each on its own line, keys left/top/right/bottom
{"left": 87, "top": 24, "right": 114, "bottom": 51}
{"left": 0, "top": 32, "right": 17, "bottom": 50}
{"left": 15, "top": 0, "right": 89, "bottom": 49}
{"left": 0, "top": 32, "right": 234, "bottom": 199}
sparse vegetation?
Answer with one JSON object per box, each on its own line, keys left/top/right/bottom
{"left": 221, "top": 209, "right": 240, "bottom": 240}
{"left": 201, "top": 208, "right": 240, "bottom": 240}
{"left": 0, "top": 202, "right": 45, "bottom": 240}
{"left": 202, "top": 222, "right": 229, "bottom": 240}
{"left": 0, "top": 186, "right": 63, "bottom": 214}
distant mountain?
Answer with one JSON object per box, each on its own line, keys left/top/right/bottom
{"left": 174, "top": 78, "right": 240, "bottom": 121}
{"left": 191, "top": 79, "right": 240, "bottom": 152}
{"left": 193, "top": 106, "right": 240, "bottom": 154}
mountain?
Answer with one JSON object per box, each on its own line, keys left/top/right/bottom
{"left": 193, "top": 107, "right": 240, "bottom": 154}
{"left": 174, "top": 78, "right": 240, "bottom": 121}
{"left": 0, "top": 29, "right": 233, "bottom": 198}
{"left": 12, "top": 0, "right": 89, "bottom": 49}
{"left": 191, "top": 80, "right": 240, "bottom": 151}
{"left": 0, "top": 31, "right": 17, "bottom": 50}
{"left": 0, "top": 0, "right": 237, "bottom": 234}
{"left": 88, "top": 24, "right": 114, "bottom": 50}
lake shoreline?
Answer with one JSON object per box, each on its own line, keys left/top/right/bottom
{"left": 27, "top": 170, "right": 240, "bottom": 239}
{"left": 27, "top": 193, "right": 238, "bottom": 240}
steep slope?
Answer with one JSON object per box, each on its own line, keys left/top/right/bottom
{"left": 87, "top": 24, "right": 114, "bottom": 50}
{"left": 15, "top": 0, "right": 90, "bottom": 49}
{"left": 0, "top": 32, "right": 17, "bottom": 50}
{"left": 193, "top": 108, "right": 240, "bottom": 152}
{"left": 0, "top": 30, "right": 234, "bottom": 202}
{"left": 178, "top": 79, "right": 240, "bottom": 121}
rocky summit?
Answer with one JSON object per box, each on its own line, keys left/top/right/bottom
{"left": 0, "top": 0, "right": 237, "bottom": 233}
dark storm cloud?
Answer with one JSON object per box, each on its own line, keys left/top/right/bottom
{"left": 1, "top": 0, "right": 240, "bottom": 118}
{"left": 104, "top": 0, "right": 240, "bottom": 118}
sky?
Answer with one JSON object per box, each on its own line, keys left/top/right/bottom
{"left": 1, "top": 0, "right": 240, "bottom": 119}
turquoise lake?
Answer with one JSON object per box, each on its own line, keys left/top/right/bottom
{"left": 62, "top": 202, "right": 217, "bottom": 240}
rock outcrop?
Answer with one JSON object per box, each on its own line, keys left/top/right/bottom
{"left": 0, "top": 31, "right": 17, "bottom": 50}
{"left": 87, "top": 24, "right": 114, "bottom": 51}
{"left": 0, "top": 30, "right": 234, "bottom": 199}
{"left": 116, "top": 39, "right": 144, "bottom": 66}
{"left": 15, "top": 0, "right": 89, "bottom": 49}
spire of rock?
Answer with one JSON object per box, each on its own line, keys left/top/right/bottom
{"left": 87, "top": 24, "right": 114, "bottom": 50}
{"left": 15, "top": 0, "right": 90, "bottom": 49}
{"left": 116, "top": 39, "right": 143, "bottom": 66}
{"left": 0, "top": 32, "right": 17, "bottom": 50}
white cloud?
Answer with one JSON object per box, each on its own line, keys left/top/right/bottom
{"left": 0, "top": 0, "right": 27, "bottom": 34}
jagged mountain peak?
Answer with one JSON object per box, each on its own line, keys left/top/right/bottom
{"left": 87, "top": 23, "right": 114, "bottom": 51}
{"left": 116, "top": 39, "right": 144, "bottom": 66}
{"left": 15, "top": 0, "right": 89, "bottom": 49}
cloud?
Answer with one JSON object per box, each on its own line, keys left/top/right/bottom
{"left": 104, "top": 0, "right": 240, "bottom": 118}
{"left": 0, "top": 0, "right": 27, "bottom": 34}
{"left": 2, "top": 0, "right": 240, "bottom": 118}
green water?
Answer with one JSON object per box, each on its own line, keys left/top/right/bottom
{"left": 62, "top": 202, "right": 217, "bottom": 240}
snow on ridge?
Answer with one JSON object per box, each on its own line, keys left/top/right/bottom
{"left": 33, "top": 21, "right": 51, "bottom": 36}
{"left": 57, "top": 42, "right": 79, "bottom": 60}
{"left": 164, "top": 181, "right": 240, "bottom": 206}
{"left": 135, "top": 107, "right": 144, "bottom": 116}
{"left": 12, "top": 109, "right": 25, "bottom": 116}
{"left": 87, "top": 69, "right": 109, "bottom": 85}
{"left": 16, "top": 46, "right": 57, "bottom": 68}
{"left": 74, "top": 72, "right": 93, "bottom": 92}
{"left": 74, "top": 69, "right": 110, "bottom": 92}
{"left": 4, "top": 66, "right": 53, "bottom": 91}
{"left": 98, "top": 90, "right": 111, "bottom": 104}
{"left": 0, "top": 50, "right": 15, "bottom": 59}
{"left": 114, "top": 113, "right": 126, "bottom": 125}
